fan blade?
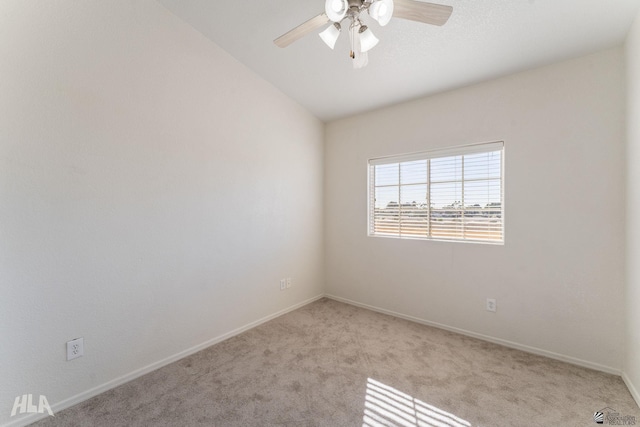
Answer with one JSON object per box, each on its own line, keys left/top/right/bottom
{"left": 393, "top": 0, "right": 452, "bottom": 26}
{"left": 274, "top": 13, "right": 330, "bottom": 48}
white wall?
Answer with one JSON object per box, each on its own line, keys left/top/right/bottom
{"left": 625, "top": 7, "right": 640, "bottom": 405}
{"left": 325, "top": 48, "right": 626, "bottom": 372}
{"left": 0, "top": 1, "right": 324, "bottom": 425}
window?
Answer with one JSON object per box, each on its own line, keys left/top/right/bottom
{"left": 368, "top": 141, "right": 504, "bottom": 243}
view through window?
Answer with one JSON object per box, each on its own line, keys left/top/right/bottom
{"left": 368, "top": 141, "right": 504, "bottom": 243}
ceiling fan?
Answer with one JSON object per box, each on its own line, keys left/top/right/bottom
{"left": 274, "top": 0, "right": 453, "bottom": 69}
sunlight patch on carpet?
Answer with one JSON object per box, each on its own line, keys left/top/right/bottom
{"left": 363, "top": 378, "right": 472, "bottom": 427}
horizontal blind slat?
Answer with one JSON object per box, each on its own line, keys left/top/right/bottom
{"left": 369, "top": 141, "right": 504, "bottom": 166}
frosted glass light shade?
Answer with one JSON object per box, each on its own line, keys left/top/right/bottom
{"left": 359, "top": 27, "right": 379, "bottom": 53}
{"left": 319, "top": 23, "right": 341, "bottom": 49}
{"left": 325, "top": 0, "right": 348, "bottom": 22}
{"left": 369, "top": 0, "right": 394, "bottom": 26}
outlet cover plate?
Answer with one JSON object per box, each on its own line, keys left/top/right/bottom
{"left": 67, "top": 337, "right": 84, "bottom": 361}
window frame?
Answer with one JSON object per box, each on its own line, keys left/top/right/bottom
{"left": 367, "top": 141, "right": 505, "bottom": 244}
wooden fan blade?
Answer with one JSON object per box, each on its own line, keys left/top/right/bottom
{"left": 274, "top": 13, "right": 330, "bottom": 48}
{"left": 393, "top": 0, "right": 453, "bottom": 26}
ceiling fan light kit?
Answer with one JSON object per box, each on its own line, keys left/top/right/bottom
{"left": 369, "top": 0, "right": 394, "bottom": 26}
{"left": 358, "top": 25, "right": 379, "bottom": 53}
{"left": 325, "top": 0, "right": 349, "bottom": 22}
{"left": 319, "top": 22, "right": 342, "bottom": 49}
{"left": 274, "top": 0, "right": 453, "bottom": 69}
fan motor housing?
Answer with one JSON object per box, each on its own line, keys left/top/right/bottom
{"left": 348, "top": 0, "right": 364, "bottom": 10}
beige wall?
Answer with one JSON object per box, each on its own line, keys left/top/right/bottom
{"left": 325, "top": 48, "right": 626, "bottom": 372}
{"left": 625, "top": 7, "right": 640, "bottom": 406}
{"left": 0, "top": 1, "right": 324, "bottom": 425}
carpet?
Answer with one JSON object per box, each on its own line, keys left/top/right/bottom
{"left": 32, "top": 298, "right": 639, "bottom": 426}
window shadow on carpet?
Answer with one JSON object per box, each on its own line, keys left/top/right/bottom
{"left": 363, "top": 378, "right": 472, "bottom": 427}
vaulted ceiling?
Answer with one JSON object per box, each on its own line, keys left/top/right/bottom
{"left": 157, "top": 0, "right": 640, "bottom": 122}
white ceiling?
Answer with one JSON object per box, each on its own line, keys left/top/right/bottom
{"left": 157, "top": 0, "right": 640, "bottom": 122}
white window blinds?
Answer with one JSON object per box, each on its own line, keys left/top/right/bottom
{"left": 368, "top": 141, "right": 504, "bottom": 243}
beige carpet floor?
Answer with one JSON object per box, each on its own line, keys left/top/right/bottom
{"left": 33, "top": 298, "right": 639, "bottom": 426}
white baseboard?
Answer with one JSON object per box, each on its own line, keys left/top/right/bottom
{"left": 325, "top": 294, "right": 621, "bottom": 376}
{"left": 622, "top": 372, "right": 640, "bottom": 408}
{"left": 2, "top": 294, "right": 324, "bottom": 427}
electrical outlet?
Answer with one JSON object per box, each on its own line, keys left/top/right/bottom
{"left": 286, "top": 277, "right": 292, "bottom": 289}
{"left": 486, "top": 298, "right": 497, "bottom": 312}
{"left": 280, "top": 279, "right": 286, "bottom": 291}
{"left": 66, "top": 337, "right": 84, "bottom": 361}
